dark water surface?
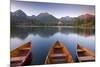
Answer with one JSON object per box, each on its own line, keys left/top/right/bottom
{"left": 10, "top": 26, "right": 95, "bottom": 65}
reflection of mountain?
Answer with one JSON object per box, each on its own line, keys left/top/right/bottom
{"left": 11, "top": 27, "right": 59, "bottom": 38}
{"left": 74, "top": 28, "right": 95, "bottom": 36}
{"left": 11, "top": 27, "right": 95, "bottom": 39}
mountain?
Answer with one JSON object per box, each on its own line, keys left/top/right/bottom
{"left": 74, "top": 14, "right": 95, "bottom": 26}
{"left": 11, "top": 9, "right": 95, "bottom": 26}
{"left": 60, "top": 14, "right": 95, "bottom": 22}
{"left": 36, "top": 13, "right": 59, "bottom": 24}
{"left": 59, "top": 16, "right": 75, "bottom": 25}
{"left": 11, "top": 10, "right": 59, "bottom": 25}
{"left": 31, "top": 15, "right": 36, "bottom": 18}
{"left": 78, "top": 14, "right": 95, "bottom": 20}
{"left": 12, "top": 9, "right": 27, "bottom": 17}
{"left": 11, "top": 9, "right": 32, "bottom": 25}
{"left": 27, "top": 15, "right": 36, "bottom": 20}
{"left": 60, "top": 16, "right": 74, "bottom": 21}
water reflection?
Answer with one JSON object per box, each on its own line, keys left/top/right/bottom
{"left": 11, "top": 27, "right": 95, "bottom": 38}
{"left": 10, "top": 27, "right": 95, "bottom": 65}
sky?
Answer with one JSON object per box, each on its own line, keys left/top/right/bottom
{"left": 11, "top": 0, "right": 95, "bottom": 18}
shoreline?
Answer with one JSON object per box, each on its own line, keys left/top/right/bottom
{"left": 15, "top": 25, "right": 95, "bottom": 29}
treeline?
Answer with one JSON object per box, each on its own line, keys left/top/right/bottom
{"left": 73, "top": 17, "right": 95, "bottom": 27}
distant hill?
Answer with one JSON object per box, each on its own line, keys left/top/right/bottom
{"left": 36, "top": 13, "right": 58, "bottom": 24}
{"left": 11, "top": 10, "right": 59, "bottom": 25}
{"left": 11, "top": 9, "right": 32, "bottom": 25}
{"left": 74, "top": 14, "right": 95, "bottom": 27}
{"left": 11, "top": 9, "right": 95, "bottom": 27}
{"left": 11, "top": 9, "right": 27, "bottom": 17}
{"left": 78, "top": 14, "right": 95, "bottom": 20}
{"left": 59, "top": 16, "right": 75, "bottom": 25}
{"left": 60, "top": 16, "right": 74, "bottom": 21}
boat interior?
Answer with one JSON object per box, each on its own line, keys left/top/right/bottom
{"left": 77, "top": 44, "right": 95, "bottom": 62}
{"left": 48, "top": 41, "right": 69, "bottom": 63}
{"left": 11, "top": 42, "right": 31, "bottom": 66}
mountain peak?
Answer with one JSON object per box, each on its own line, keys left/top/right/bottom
{"left": 38, "top": 12, "right": 51, "bottom": 16}
{"left": 13, "top": 9, "right": 26, "bottom": 17}
{"left": 36, "top": 12, "right": 58, "bottom": 24}
{"left": 79, "top": 13, "right": 95, "bottom": 20}
{"left": 60, "top": 16, "right": 73, "bottom": 21}
{"left": 15, "top": 9, "right": 23, "bottom": 13}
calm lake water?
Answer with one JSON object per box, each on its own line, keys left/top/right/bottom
{"left": 10, "top": 26, "right": 95, "bottom": 65}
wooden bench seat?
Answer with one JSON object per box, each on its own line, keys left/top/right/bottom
{"left": 51, "top": 58, "right": 67, "bottom": 63}
{"left": 50, "top": 54, "right": 66, "bottom": 57}
{"left": 11, "top": 56, "right": 26, "bottom": 62}
{"left": 78, "top": 56, "right": 95, "bottom": 62}
{"left": 19, "top": 48, "right": 30, "bottom": 50}
{"left": 77, "top": 49, "right": 86, "bottom": 52}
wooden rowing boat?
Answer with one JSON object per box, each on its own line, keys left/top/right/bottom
{"left": 10, "top": 42, "right": 32, "bottom": 66}
{"left": 76, "top": 44, "right": 95, "bottom": 62}
{"left": 45, "top": 41, "right": 73, "bottom": 64}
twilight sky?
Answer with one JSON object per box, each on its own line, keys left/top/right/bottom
{"left": 11, "top": 0, "right": 95, "bottom": 18}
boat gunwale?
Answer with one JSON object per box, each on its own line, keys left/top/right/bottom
{"left": 11, "top": 42, "right": 32, "bottom": 66}
{"left": 45, "top": 41, "right": 73, "bottom": 64}
{"left": 76, "top": 44, "right": 95, "bottom": 62}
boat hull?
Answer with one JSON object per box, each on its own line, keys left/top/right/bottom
{"left": 22, "top": 52, "right": 32, "bottom": 66}
{"left": 45, "top": 41, "right": 73, "bottom": 64}
{"left": 10, "top": 42, "right": 32, "bottom": 66}
{"left": 76, "top": 44, "right": 95, "bottom": 62}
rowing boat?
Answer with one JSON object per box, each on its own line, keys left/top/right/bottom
{"left": 76, "top": 44, "right": 95, "bottom": 62}
{"left": 10, "top": 42, "right": 32, "bottom": 66}
{"left": 45, "top": 41, "right": 73, "bottom": 64}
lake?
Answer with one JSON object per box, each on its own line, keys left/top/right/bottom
{"left": 10, "top": 26, "right": 95, "bottom": 65}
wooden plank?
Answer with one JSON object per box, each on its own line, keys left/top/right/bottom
{"left": 77, "top": 49, "right": 85, "bottom": 52}
{"left": 50, "top": 54, "right": 66, "bottom": 57}
{"left": 11, "top": 56, "right": 26, "bottom": 62}
{"left": 78, "top": 56, "right": 95, "bottom": 61}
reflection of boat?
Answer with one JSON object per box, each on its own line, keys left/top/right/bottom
{"left": 45, "top": 41, "right": 73, "bottom": 64}
{"left": 76, "top": 44, "right": 95, "bottom": 62}
{"left": 10, "top": 42, "right": 32, "bottom": 66}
